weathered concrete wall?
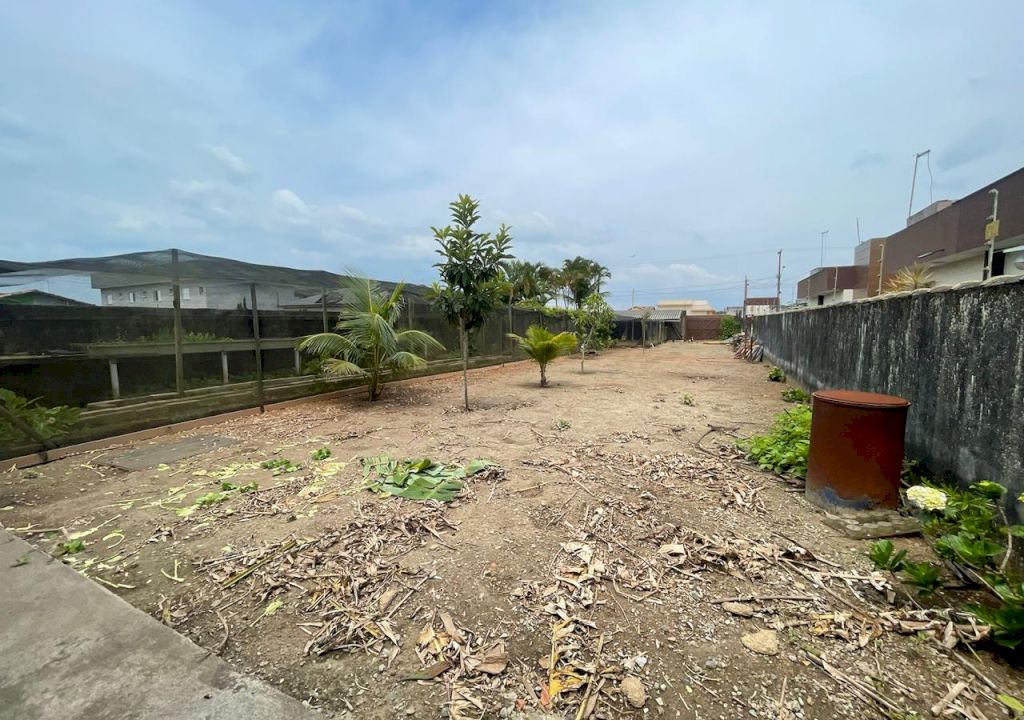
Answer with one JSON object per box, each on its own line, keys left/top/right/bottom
{"left": 754, "top": 276, "right": 1024, "bottom": 521}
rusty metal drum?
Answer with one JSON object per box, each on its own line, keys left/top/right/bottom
{"left": 805, "top": 389, "right": 910, "bottom": 511}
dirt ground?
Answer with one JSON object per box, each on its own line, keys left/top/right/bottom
{"left": 3, "top": 342, "right": 1022, "bottom": 719}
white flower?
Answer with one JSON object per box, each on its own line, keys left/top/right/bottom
{"left": 906, "top": 485, "right": 947, "bottom": 512}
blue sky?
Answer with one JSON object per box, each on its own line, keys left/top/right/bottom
{"left": 2, "top": 1, "right": 1023, "bottom": 307}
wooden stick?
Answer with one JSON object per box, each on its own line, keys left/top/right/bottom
{"left": 216, "top": 609, "right": 230, "bottom": 654}
{"left": 930, "top": 681, "right": 968, "bottom": 716}
{"left": 221, "top": 539, "right": 298, "bottom": 589}
{"left": 711, "top": 594, "right": 817, "bottom": 604}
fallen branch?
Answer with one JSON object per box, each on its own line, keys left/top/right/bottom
{"left": 221, "top": 540, "right": 298, "bottom": 589}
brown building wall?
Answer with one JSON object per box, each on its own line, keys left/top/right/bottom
{"left": 684, "top": 315, "right": 723, "bottom": 340}
{"left": 868, "top": 166, "right": 1024, "bottom": 295}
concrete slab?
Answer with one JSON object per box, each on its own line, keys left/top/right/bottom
{"left": 102, "top": 435, "right": 239, "bottom": 471}
{"left": 0, "top": 530, "right": 318, "bottom": 720}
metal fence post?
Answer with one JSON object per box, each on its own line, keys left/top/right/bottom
{"left": 250, "top": 283, "right": 264, "bottom": 408}
{"left": 171, "top": 248, "right": 185, "bottom": 397}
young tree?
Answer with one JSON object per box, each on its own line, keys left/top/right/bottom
{"left": 298, "top": 277, "right": 444, "bottom": 401}
{"left": 507, "top": 325, "right": 577, "bottom": 387}
{"left": 570, "top": 294, "right": 615, "bottom": 372}
{"left": 430, "top": 194, "right": 513, "bottom": 410}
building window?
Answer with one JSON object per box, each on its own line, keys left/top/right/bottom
{"left": 154, "top": 289, "right": 162, "bottom": 302}
{"left": 182, "top": 287, "right": 191, "bottom": 300}
{"left": 105, "top": 294, "right": 113, "bottom": 305}
{"left": 141, "top": 290, "right": 148, "bottom": 299}
{"left": 128, "top": 292, "right": 137, "bottom": 303}
{"left": 198, "top": 286, "right": 204, "bottom": 295}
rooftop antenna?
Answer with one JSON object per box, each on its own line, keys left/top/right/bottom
{"left": 819, "top": 230, "right": 829, "bottom": 267}
{"left": 907, "top": 149, "right": 931, "bottom": 222}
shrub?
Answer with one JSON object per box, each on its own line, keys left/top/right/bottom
{"left": 767, "top": 365, "right": 786, "bottom": 382}
{"left": 900, "top": 480, "right": 1024, "bottom": 648}
{"left": 739, "top": 404, "right": 811, "bottom": 478}
{"left": 781, "top": 387, "right": 809, "bottom": 403}
{"left": 719, "top": 315, "right": 741, "bottom": 339}
{"left": 0, "top": 389, "right": 80, "bottom": 444}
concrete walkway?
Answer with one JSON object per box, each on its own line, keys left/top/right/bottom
{"left": 0, "top": 529, "right": 319, "bottom": 720}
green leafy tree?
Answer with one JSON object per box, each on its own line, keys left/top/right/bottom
{"left": 560, "top": 256, "right": 610, "bottom": 309}
{"left": 719, "top": 314, "right": 741, "bottom": 339}
{"left": 0, "top": 389, "right": 79, "bottom": 445}
{"left": 507, "top": 325, "right": 577, "bottom": 387}
{"left": 298, "top": 277, "right": 443, "bottom": 401}
{"left": 429, "top": 194, "right": 513, "bottom": 410}
{"left": 570, "top": 294, "right": 615, "bottom": 372}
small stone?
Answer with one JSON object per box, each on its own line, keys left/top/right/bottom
{"left": 741, "top": 629, "right": 779, "bottom": 656}
{"left": 406, "top": 708, "right": 416, "bottom": 716}
{"left": 703, "top": 659, "right": 720, "bottom": 670}
{"left": 620, "top": 676, "right": 648, "bottom": 708}
{"left": 721, "top": 602, "right": 755, "bottom": 618}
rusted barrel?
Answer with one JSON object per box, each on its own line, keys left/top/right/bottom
{"left": 805, "top": 390, "right": 910, "bottom": 511}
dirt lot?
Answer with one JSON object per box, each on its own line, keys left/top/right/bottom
{"left": 3, "top": 342, "right": 1022, "bottom": 719}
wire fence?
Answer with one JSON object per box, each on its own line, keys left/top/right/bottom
{"left": 0, "top": 250, "right": 581, "bottom": 460}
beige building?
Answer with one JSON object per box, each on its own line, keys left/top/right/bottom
{"left": 654, "top": 299, "right": 716, "bottom": 315}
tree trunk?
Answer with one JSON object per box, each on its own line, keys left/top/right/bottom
{"left": 460, "top": 319, "right": 469, "bottom": 411}
{"left": 580, "top": 342, "right": 586, "bottom": 373}
{"left": 540, "top": 362, "right": 548, "bottom": 387}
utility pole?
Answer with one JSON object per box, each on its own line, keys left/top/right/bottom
{"left": 984, "top": 188, "right": 1000, "bottom": 280}
{"left": 907, "top": 149, "right": 931, "bottom": 223}
{"left": 856, "top": 217, "right": 861, "bottom": 244}
{"left": 742, "top": 275, "right": 749, "bottom": 319}
{"left": 819, "top": 230, "right": 829, "bottom": 267}
{"left": 630, "top": 288, "right": 635, "bottom": 308}
{"left": 775, "top": 249, "right": 783, "bottom": 309}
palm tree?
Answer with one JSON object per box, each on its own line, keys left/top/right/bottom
{"left": 298, "top": 277, "right": 444, "bottom": 401}
{"left": 561, "top": 256, "right": 611, "bottom": 309}
{"left": 884, "top": 264, "right": 934, "bottom": 292}
{"left": 507, "top": 324, "right": 577, "bottom": 387}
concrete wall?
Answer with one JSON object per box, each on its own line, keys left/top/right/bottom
{"left": 928, "top": 253, "right": 987, "bottom": 287}
{"left": 753, "top": 275, "right": 1024, "bottom": 522}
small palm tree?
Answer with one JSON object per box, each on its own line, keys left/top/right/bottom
{"left": 885, "top": 263, "right": 934, "bottom": 292}
{"left": 507, "top": 324, "right": 577, "bottom": 387}
{"left": 298, "top": 277, "right": 444, "bottom": 401}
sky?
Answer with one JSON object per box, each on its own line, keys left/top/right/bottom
{"left": 2, "top": 1, "right": 1023, "bottom": 308}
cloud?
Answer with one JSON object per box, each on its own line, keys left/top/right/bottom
{"left": 270, "top": 188, "right": 311, "bottom": 223}
{"left": 850, "top": 151, "right": 887, "bottom": 171}
{"left": 206, "top": 144, "right": 252, "bottom": 179}
{"left": 938, "top": 119, "right": 1006, "bottom": 171}
{"left": 2, "top": 1, "right": 1023, "bottom": 309}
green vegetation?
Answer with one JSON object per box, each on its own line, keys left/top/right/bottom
{"left": 781, "top": 387, "right": 809, "bottom": 403}
{"left": 739, "top": 404, "right": 811, "bottom": 478}
{"left": 104, "top": 329, "right": 230, "bottom": 344}
{"left": 560, "top": 256, "right": 610, "bottom": 309}
{"left": 507, "top": 325, "right": 578, "bottom": 387}
{"left": 299, "top": 276, "right": 444, "bottom": 401}
{"left": 260, "top": 458, "right": 302, "bottom": 475}
{"left": 430, "top": 194, "right": 513, "bottom": 410}
{"left": 867, "top": 539, "right": 907, "bottom": 572}
{"left": 60, "top": 539, "right": 85, "bottom": 555}
{"left": 311, "top": 446, "right": 331, "bottom": 461}
{"left": 0, "top": 389, "right": 80, "bottom": 445}
{"left": 872, "top": 480, "right": 1024, "bottom": 649}
{"left": 681, "top": 393, "right": 695, "bottom": 406}
{"left": 570, "top": 294, "right": 615, "bottom": 372}
{"left": 767, "top": 365, "right": 786, "bottom": 382}
{"left": 719, "top": 314, "right": 741, "bottom": 339}
{"left": 556, "top": 419, "right": 571, "bottom": 430}
{"left": 360, "top": 456, "right": 494, "bottom": 502}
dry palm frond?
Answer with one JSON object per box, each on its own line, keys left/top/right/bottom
{"left": 884, "top": 263, "right": 934, "bottom": 292}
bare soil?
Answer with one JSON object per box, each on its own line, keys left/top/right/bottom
{"left": 3, "top": 342, "right": 1021, "bottom": 719}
